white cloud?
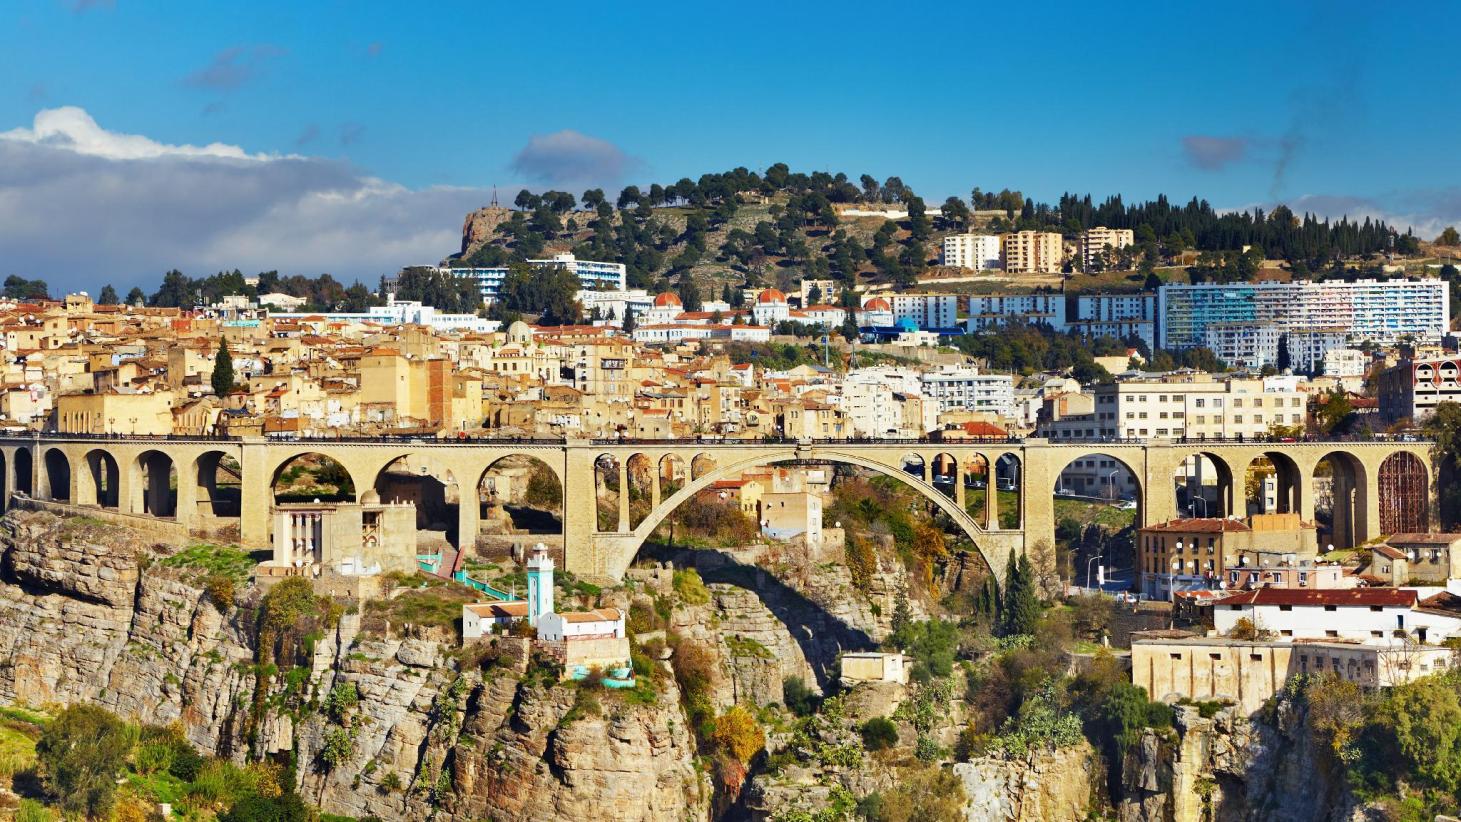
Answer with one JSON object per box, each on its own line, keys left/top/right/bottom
{"left": 0, "top": 106, "right": 278, "bottom": 161}
{"left": 0, "top": 107, "right": 498, "bottom": 292}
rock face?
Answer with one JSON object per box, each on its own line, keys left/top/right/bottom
{"left": 1119, "top": 703, "right": 1356, "bottom": 822}
{"left": 955, "top": 742, "right": 1098, "bottom": 822}
{"left": 0, "top": 511, "right": 708, "bottom": 822}
{"left": 459, "top": 206, "right": 514, "bottom": 256}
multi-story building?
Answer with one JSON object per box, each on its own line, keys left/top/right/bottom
{"left": 963, "top": 294, "right": 1066, "bottom": 332}
{"left": 1000, "top": 231, "right": 1064, "bottom": 274}
{"left": 941, "top": 234, "right": 1001, "bottom": 270}
{"left": 1138, "top": 513, "right": 1318, "bottom": 600}
{"left": 1042, "top": 375, "right": 1307, "bottom": 441}
{"left": 1078, "top": 226, "right": 1134, "bottom": 271}
{"left": 440, "top": 254, "right": 627, "bottom": 303}
{"left": 886, "top": 293, "right": 958, "bottom": 329}
{"left": 1378, "top": 357, "right": 1461, "bottom": 422}
{"left": 919, "top": 366, "right": 1015, "bottom": 418}
{"left": 1069, "top": 293, "right": 1157, "bottom": 349}
{"left": 1158, "top": 280, "right": 1450, "bottom": 366}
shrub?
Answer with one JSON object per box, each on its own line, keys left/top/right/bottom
{"left": 672, "top": 569, "right": 711, "bottom": 605}
{"left": 34, "top": 704, "right": 137, "bottom": 819}
{"left": 324, "top": 682, "right": 360, "bottom": 724}
{"left": 204, "top": 574, "right": 236, "bottom": 611}
{"left": 782, "top": 676, "right": 818, "bottom": 717}
{"left": 218, "top": 791, "right": 311, "bottom": 822}
{"left": 15, "top": 799, "right": 51, "bottom": 822}
{"left": 379, "top": 770, "right": 403, "bottom": 794}
{"left": 860, "top": 717, "right": 899, "bottom": 751}
{"left": 711, "top": 706, "right": 765, "bottom": 764}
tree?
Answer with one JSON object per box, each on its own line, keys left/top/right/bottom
{"left": 98, "top": 284, "right": 119, "bottom": 305}
{"left": 677, "top": 277, "right": 702, "bottom": 312}
{"left": 861, "top": 717, "right": 899, "bottom": 751}
{"left": 1315, "top": 389, "right": 1353, "bottom": 434}
{"left": 1438, "top": 226, "right": 1460, "bottom": 247}
{"left": 495, "top": 263, "right": 582, "bottom": 326}
{"left": 35, "top": 704, "right": 138, "bottom": 819}
{"left": 782, "top": 676, "right": 817, "bottom": 716}
{"left": 125, "top": 286, "right": 146, "bottom": 305}
{"left": 999, "top": 551, "right": 1040, "bottom": 637}
{"left": 3, "top": 275, "right": 49, "bottom": 301}
{"left": 1425, "top": 402, "right": 1461, "bottom": 527}
{"left": 218, "top": 792, "right": 312, "bottom": 822}
{"left": 711, "top": 705, "right": 765, "bottom": 764}
{"left": 622, "top": 304, "right": 637, "bottom": 334}
{"left": 211, "top": 339, "right": 235, "bottom": 397}
{"left": 149, "top": 269, "right": 194, "bottom": 307}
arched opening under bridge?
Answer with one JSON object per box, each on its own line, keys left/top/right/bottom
{"left": 132, "top": 450, "right": 177, "bottom": 517}
{"left": 83, "top": 449, "right": 120, "bottom": 509}
{"left": 43, "top": 448, "right": 70, "bottom": 502}
{"left": 477, "top": 455, "right": 563, "bottom": 542}
{"left": 1377, "top": 451, "right": 1429, "bottom": 535}
{"left": 271, "top": 453, "right": 356, "bottom": 504}
{"left": 372, "top": 454, "right": 460, "bottom": 548}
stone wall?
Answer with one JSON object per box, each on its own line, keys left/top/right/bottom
{"left": 955, "top": 741, "right": 1099, "bottom": 822}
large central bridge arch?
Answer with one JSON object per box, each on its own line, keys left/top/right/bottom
{"left": 589, "top": 446, "right": 1007, "bottom": 581}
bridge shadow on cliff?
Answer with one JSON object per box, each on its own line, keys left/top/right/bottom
{"left": 637, "top": 543, "right": 876, "bottom": 691}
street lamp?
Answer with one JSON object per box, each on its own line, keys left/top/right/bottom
{"left": 1107, "top": 470, "right": 1120, "bottom": 501}
{"left": 1086, "top": 553, "right": 1103, "bottom": 591}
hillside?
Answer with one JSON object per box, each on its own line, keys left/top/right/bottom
{"left": 446, "top": 166, "right": 1432, "bottom": 306}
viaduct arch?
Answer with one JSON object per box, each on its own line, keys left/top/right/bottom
{"left": 0, "top": 435, "right": 1432, "bottom": 584}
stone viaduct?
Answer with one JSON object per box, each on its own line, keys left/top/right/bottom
{"left": 0, "top": 434, "right": 1433, "bottom": 582}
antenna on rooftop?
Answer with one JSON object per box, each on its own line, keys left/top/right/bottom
{"left": 490, "top": 186, "right": 499, "bottom": 208}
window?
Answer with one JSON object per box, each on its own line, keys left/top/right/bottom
{"left": 1209, "top": 653, "right": 1222, "bottom": 660}
{"left": 1371, "top": 630, "right": 1383, "bottom": 638}
{"left": 1370, "top": 605, "right": 1383, "bottom": 612}
{"left": 1170, "top": 653, "right": 1182, "bottom": 660}
{"left": 1250, "top": 653, "right": 1263, "bottom": 662}
{"left": 1281, "top": 629, "right": 1293, "bottom": 636}
{"left": 1325, "top": 630, "right": 1339, "bottom": 638}
{"left": 1324, "top": 605, "right": 1337, "bottom": 612}
{"left": 1279, "top": 604, "right": 1292, "bottom": 612}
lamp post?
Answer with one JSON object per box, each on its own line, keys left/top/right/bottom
{"left": 1107, "top": 469, "right": 1120, "bottom": 501}
{"left": 1169, "top": 557, "right": 1182, "bottom": 628}
{"left": 1086, "top": 553, "right": 1104, "bottom": 592}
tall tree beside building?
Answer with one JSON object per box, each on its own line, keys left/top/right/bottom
{"left": 622, "top": 305, "right": 637, "bottom": 333}
{"left": 211, "top": 339, "right": 235, "bottom": 398}
{"left": 125, "top": 287, "right": 146, "bottom": 306}
{"left": 97, "top": 284, "right": 118, "bottom": 305}
{"left": 999, "top": 552, "right": 1040, "bottom": 637}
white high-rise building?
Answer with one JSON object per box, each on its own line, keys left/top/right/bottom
{"left": 434, "top": 254, "right": 627, "bottom": 304}
{"left": 941, "top": 234, "right": 1001, "bottom": 270}
{"left": 920, "top": 366, "right": 1015, "bottom": 418}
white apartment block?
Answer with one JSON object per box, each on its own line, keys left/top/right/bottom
{"left": 1079, "top": 226, "right": 1135, "bottom": 271}
{"left": 1000, "top": 231, "right": 1064, "bottom": 274}
{"left": 887, "top": 293, "right": 958, "bottom": 329}
{"left": 964, "top": 294, "right": 1066, "bottom": 332}
{"left": 444, "top": 254, "right": 627, "bottom": 303}
{"left": 919, "top": 366, "right": 1015, "bottom": 418}
{"left": 1323, "top": 348, "right": 1369, "bottom": 378}
{"left": 1069, "top": 293, "right": 1157, "bottom": 349}
{"left": 1159, "top": 280, "right": 1450, "bottom": 366}
{"left": 941, "top": 234, "right": 1002, "bottom": 270}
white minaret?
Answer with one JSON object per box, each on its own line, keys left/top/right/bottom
{"left": 525, "top": 542, "right": 554, "bottom": 627}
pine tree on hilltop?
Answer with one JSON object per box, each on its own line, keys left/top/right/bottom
{"left": 211, "top": 339, "right": 235, "bottom": 398}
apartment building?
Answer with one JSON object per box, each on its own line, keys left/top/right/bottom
{"left": 1158, "top": 279, "right": 1450, "bottom": 365}
{"left": 963, "top": 294, "right": 1066, "bottom": 332}
{"left": 1378, "top": 357, "right": 1461, "bottom": 422}
{"left": 919, "top": 366, "right": 1015, "bottom": 418}
{"left": 1078, "top": 226, "right": 1134, "bottom": 271}
{"left": 941, "top": 233, "right": 1001, "bottom": 270}
{"left": 1069, "top": 293, "right": 1157, "bottom": 349}
{"left": 1000, "top": 231, "right": 1064, "bottom": 274}
{"left": 1039, "top": 376, "right": 1307, "bottom": 441}
{"left": 1139, "top": 513, "right": 1318, "bottom": 600}
{"left": 886, "top": 294, "right": 958, "bottom": 329}
{"left": 441, "top": 253, "right": 627, "bottom": 303}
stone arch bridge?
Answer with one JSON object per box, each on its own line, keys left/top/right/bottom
{"left": 0, "top": 434, "right": 1432, "bottom": 583}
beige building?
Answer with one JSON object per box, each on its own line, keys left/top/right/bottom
{"left": 262, "top": 498, "right": 418, "bottom": 577}
{"left": 841, "top": 652, "right": 908, "bottom": 684}
{"left": 1079, "top": 226, "right": 1135, "bottom": 271}
{"left": 1132, "top": 633, "right": 1456, "bottom": 716}
{"left": 54, "top": 390, "right": 175, "bottom": 435}
{"left": 1000, "top": 230, "right": 1064, "bottom": 274}
{"left": 1140, "top": 513, "right": 1318, "bottom": 600}
{"left": 1046, "top": 376, "right": 1308, "bottom": 442}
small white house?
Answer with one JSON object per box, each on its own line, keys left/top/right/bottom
{"left": 461, "top": 601, "right": 530, "bottom": 642}
{"left": 840, "top": 652, "right": 908, "bottom": 684}
{"left": 1211, "top": 588, "right": 1458, "bottom": 643}
{"left": 537, "top": 608, "right": 626, "bottom": 642}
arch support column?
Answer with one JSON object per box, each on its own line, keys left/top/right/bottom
{"left": 616, "top": 459, "right": 630, "bottom": 533}
{"left": 239, "top": 441, "right": 271, "bottom": 548}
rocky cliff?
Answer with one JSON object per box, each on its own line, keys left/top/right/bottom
{"left": 0, "top": 511, "right": 709, "bottom": 821}
{"left": 1120, "top": 703, "right": 1356, "bottom": 822}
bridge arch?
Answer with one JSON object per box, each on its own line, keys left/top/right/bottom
{"left": 270, "top": 452, "right": 357, "bottom": 503}
{"left": 371, "top": 453, "right": 461, "bottom": 538}
{"left": 193, "top": 449, "right": 241, "bottom": 518}
{"left": 476, "top": 454, "right": 564, "bottom": 540}
{"left": 1314, "top": 450, "right": 1369, "bottom": 551}
{"left": 82, "top": 449, "right": 120, "bottom": 509}
{"left": 42, "top": 448, "right": 71, "bottom": 502}
{"left": 131, "top": 449, "right": 177, "bottom": 517}
{"left": 614, "top": 447, "right": 999, "bottom": 579}
{"left": 13, "top": 448, "right": 32, "bottom": 498}
{"left": 1241, "top": 451, "right": 1304, "bottom": 517}
{"left": 1378, "top": 451, "right": 1429, "bottom": 535}
{"left": 1171, "top": 451, "right": 1237, "bottom": 519}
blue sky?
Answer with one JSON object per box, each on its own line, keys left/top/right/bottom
{"left": 3, "top": 0, "right": 1459, "bottom": 293}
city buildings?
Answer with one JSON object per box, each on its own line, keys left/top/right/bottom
{"left": 941, "top": 233, "right": 1001, "bottom": 270}
{"left": 919, "top": 366, "right": 1016, "bottom": 418}
{"left": 1138, "top": 513, "right": 1318, "bottom": 600}
{"left": 1378, "top": 356, "right": 1461, "bottom": 422}
{"left": 1079, "top": 226, "right": 1134, "bottom": 271}
{"left": 1158, "top": 279, "right": 1450, "bottom": 367}
{"left": 1069, "top": 293, "right": 1157, "bottom": 350}
{"left": 1000, "top": 230, "right": 1064, "bottom": 274}
{"left": 963, "top": 294, "right": 1066, "bottom": 332}
{"left": 885, "top": 293, "right": 958, "bottom": 329}
{"left": 1040, "top": 374, "right": 1307, "bottom": 441}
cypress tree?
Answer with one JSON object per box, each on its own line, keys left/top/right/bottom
{"left": 211, "top": 339, "right": 235, "bottom": 398}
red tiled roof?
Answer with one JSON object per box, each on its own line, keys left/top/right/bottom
{"left": 1372, "top": 544, "right": 1406, "bottom": 560}
{"left": 1386, "top": 533, "right": 1461, "bottom": 544}
{"left": 1417, "top": 591, "right": 1461, "bottom": 615}
{"left": 1214, "top": 588, "right": 1416, "bottom": 607}
{"left": 466, "top": 601, "right": 530, "bottom": 618}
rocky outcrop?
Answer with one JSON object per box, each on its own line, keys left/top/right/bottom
{"left": 0, "top": 511, "right": 709, "bottom": 822}
{"left": 1119, "top": 703, "right": 1356, "bottom": 822}
{"left": 459, "top": 206, "right": 514, "bottom": 257}
{"left": 955, "top": 741, "right": 1099, "bottom": 822}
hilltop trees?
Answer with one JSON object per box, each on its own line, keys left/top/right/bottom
{"left": 98, "top": 284, "right": 118, "bottom": 304}
{"left": 3, "top": 275, "right": 49, "bottom": 301}
{"left": 494, "top": 263, "right": 583, "bottom": 326}
{"left": 391, "top": 266, "right": 480, "bottom": 314}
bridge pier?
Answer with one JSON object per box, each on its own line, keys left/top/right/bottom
{"left": 239, "top": 439, "right": 271, "bottom": 549}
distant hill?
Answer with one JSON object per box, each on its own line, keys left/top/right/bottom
{"left": 447, "top": 165, "right": 1424, "bottom": 302}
